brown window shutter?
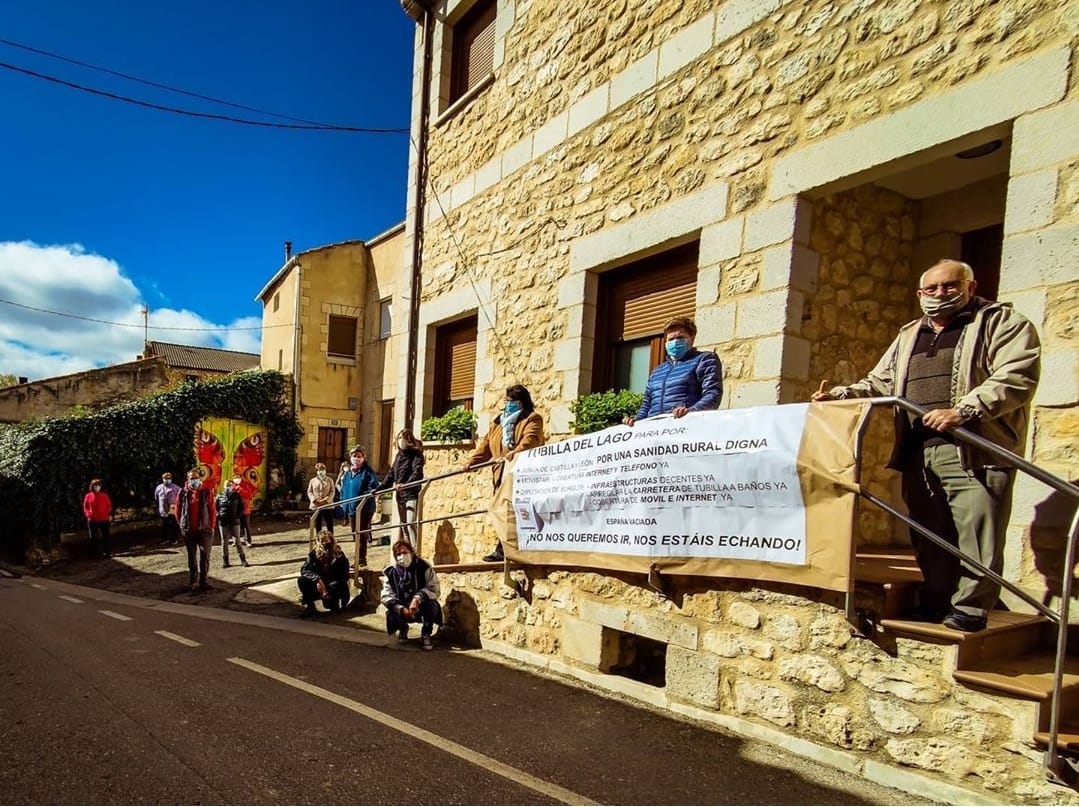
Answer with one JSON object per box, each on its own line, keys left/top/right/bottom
{"left": 436, "top": 316, "right": 478, "bottom": 412}
{"left": 453, "top": 0, "right": 496, "bottom": 101}
{"left": 608, "top": 243, "right": 699, "bottom": 340}
{"left": 448, "top": 338, "right": 477, "bottom": 400}
{"left": 592, "top": 242, "right": 701, "bottom": 392}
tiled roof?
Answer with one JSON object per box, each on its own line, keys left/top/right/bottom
{"left": 145, "top": 341, "right": 260, "bottom": 373}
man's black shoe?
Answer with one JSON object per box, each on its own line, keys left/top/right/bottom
{"left": 898, "top": 604, "right": 947, "bottom": 623}
{"left": 482, "top": 550, "right": 504, "bottom": 563}
{"left": 942, "top": 610, "right": 987, "bottom": 632}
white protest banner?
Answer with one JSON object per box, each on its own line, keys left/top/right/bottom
{"left": 500, "top": 401, "right": 868, "bottom": 593}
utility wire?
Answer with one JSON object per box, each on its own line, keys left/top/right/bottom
{"left": 0, "top": 59, "right": 409, "bottom": 133}
{"left": 0, "top": 297, "right": 287, "bottom": 331}
{"left": 0, "top": 36, "right": 334, "bottom": 127}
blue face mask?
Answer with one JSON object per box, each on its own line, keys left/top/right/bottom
{"left": 665, "top": 337, "right": 689, "bottom": 360}
{"left": 189, "top": 478, "right": 201, "bottom": 489}
{"left": 504, "top": 400, "right": 522, "bottom": 415}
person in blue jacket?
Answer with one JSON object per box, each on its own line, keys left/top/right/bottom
{"left": 623, "top": 316, "right": 722, "bottom": 425}
{"left": 337, "top": 444, "right": 379, "bottom": 568}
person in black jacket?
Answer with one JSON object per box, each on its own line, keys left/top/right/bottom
{"left": 215, "top": 479, "right": 249, "bottom": 568}
{"left": 380, "top": 539, "right": 441, "bottom": 650}
{"left": 298, "top": 529, "right": 350, "bottom": 617}
{"left": 374, "top": 428, "right": 426, "bottom": 547}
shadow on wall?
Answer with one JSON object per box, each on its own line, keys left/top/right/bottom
{"left": 433, "top": 520, "right": 460, "bottom": 565}
{"left": 1029, "top": 481, "right": 1079, "bottom": 607}
{"left": 442, "top": 590, "right": 480, "bottom": 648}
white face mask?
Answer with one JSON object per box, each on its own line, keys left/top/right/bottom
{"left": 91, "top": 485, "right": 101, "bottom": 492}
{"left": 395, "top": 553, "right": 413, "bottom": 568}
{"left": 397, "top": 438, "right": 408, "bottom": 450}
{"left": 919, "top": 290, "right": 966, "bottom": 318}
{"left": 317, "top": 470, "right": 326, "bottom": 479}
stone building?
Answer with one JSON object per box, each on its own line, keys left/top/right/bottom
{"left": 386, "top": 0, "right": 1079, "bottom": 802}
{"left": 0, "top": 341, "right": 258, "bottom": 423}
{"left": 256, "top": 228, "right": 407, "bottom": 479}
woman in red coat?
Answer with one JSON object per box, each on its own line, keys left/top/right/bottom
{"left": 82, "top": 478, "right": 113, "bottom": 558}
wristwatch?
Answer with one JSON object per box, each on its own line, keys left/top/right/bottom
{"left": 956, "top": 403, "right": 981, "bottom": 423}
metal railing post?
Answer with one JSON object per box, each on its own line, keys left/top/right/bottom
{"left": 834, "top": 396, "right": 1079, "bottom": 784}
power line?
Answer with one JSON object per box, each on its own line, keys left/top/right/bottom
{"left": 0, "top": 59, "right": 409, "bottom": 133}
{"left": 0, "top": 297, "right": 287, "bottom": 331}
{"left": 0, "top": 36, "right": 334, "bottom": 127}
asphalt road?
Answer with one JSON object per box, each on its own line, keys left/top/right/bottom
{"left": 0, "top": 573, "right": 926, "bottom": 805}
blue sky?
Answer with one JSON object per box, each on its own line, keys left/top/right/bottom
{"left": 0, "top": 0, "right": 415, "bottom": 380}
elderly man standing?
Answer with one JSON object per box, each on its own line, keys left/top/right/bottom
{"left": 813, "top": 259, "right": 1040, "bottom": 632}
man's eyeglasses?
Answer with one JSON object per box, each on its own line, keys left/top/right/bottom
{"left": 919, "top": 281, "right": 965, "bottom": 294}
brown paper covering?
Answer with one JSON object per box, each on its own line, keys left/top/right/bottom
{"left": 488, "top": 402, "right": 870, "bottom": 593}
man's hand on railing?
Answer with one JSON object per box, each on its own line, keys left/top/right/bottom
{"left": 922, "top": 408, "right": 965, "bottom": 431}
{"left": 622, "top": 415, "right": 636, "bottom": 426}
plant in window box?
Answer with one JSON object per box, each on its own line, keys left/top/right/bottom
{"left": 570, "top": 390, "right": 644, "bottom": 434}
{"left": 420, "top": 406, "right": 476, "bottom": 443}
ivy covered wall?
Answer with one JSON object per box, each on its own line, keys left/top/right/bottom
{"left": 0, "top": 370, "right": 302, "bottom": 558}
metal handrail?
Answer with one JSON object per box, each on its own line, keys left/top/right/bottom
{"left": 844, "top": 396, "right": 1079, "bottom": 783}
{"left": 306, "top": 460, "right": 503, "bottom": 561}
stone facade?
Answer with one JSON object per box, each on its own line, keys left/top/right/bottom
{"left": 404, "top": 0, "right": 1079, "bottom": 590}
{"left": 0, "top": 357, "right": 173, "bottom": 423}
{"left": 438, "top": 568, "right": 1074, "bottom": 804}
{"left": 376, "top": 0, "right": 1079, "bottom": 800}
{"left": 257, "top": 229, "right": 407, "bottom": 484}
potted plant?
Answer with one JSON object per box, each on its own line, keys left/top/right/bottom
{"left": 420, "top": 405, "right": 477, "bottom": 443}
{"left": 569, "top": 389, "right": 644, "bottom": 434}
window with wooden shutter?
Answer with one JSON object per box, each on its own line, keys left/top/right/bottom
{"left": 327, "top": 315, "right": 358, "bottom": 359}
{"left": 592, "top": 242, "right": 700, "bottom": 394}
{"left": 434, "top": 315, "right": 478, "bottom": 415}
{"left": 451, "top": 0, "right": 496, "bottom": 104}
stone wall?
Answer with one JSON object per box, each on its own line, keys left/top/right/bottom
{"left": 0, "top": 357, "right": 171, "bottom": 423}
{"left": 417, "top": 442, "right": 497, "bottom": 562}
{"left": 439, "top": 567, "right": 1074, "bottom": 804}
{"left": 804, "top": 185, "right": 920, "bottom": 545}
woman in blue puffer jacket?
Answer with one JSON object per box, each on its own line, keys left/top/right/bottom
{"left": 624, "top": 316, "right": 723, "bottom": 425}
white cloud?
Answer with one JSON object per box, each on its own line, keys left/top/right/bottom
{"left": 0, "top": 241, "right": 262, "bottom": 381}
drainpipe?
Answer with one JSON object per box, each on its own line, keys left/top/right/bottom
{"left": 401, "top": 0, "right": 436, "bottom": 431}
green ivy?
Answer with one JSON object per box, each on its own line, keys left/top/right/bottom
{"left": 420, "top": 406, "right": 477, "bottom": 442}
{"left": 0, "top": 370, "right": 302, "bottom": 558}
{"left": 569, "top": 389, "right": 644, "bottom": 434}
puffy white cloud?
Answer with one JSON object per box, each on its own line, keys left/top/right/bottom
{"left": 0, "top": 241, "right": 262, "bottom": 381}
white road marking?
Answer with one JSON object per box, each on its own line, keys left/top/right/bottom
{"left": 229, "top": 657, "right": 598, "bottom": 806}
{"left": 59, "top": 595, "right": 84, "bottom": 604}
{"left": 31, "top": 584, "right": 46, "bottom": 590}
{"left": 99, "top": 610, "right": 132, "bottom": 622}
{"left": 154, "top": 630, "right": 201, "bottom": 647}
{"left": 0, "top": 568, "right": 12, "bottom": 578}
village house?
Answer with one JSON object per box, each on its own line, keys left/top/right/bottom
{"left": 381, "top": 1, "right": 1079, "bottom": 803}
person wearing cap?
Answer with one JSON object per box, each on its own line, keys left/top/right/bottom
{"left": 154, "top": 472, "right": 181, "bottom": 546}
{"left": 622, "top": 316, "right": 723, "bottom": 425}
{"left": 337, "top": 445, "right": 379, "bottom": 568}
{"left": 381, "top": 539, "right": 441, "bottom": 650}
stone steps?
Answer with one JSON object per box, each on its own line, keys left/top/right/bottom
{"left": 856, "top": 546, "right": 1076, "bottom": 757}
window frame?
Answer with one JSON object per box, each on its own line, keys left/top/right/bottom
{"left": 432, "top": 315, "right": 478, "bottom": 416}
{"left": 326, "top": 314, "right": 359, "bottom": 361}
{"left": 448, "top": 0, "right": 497, "bottom": 108}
